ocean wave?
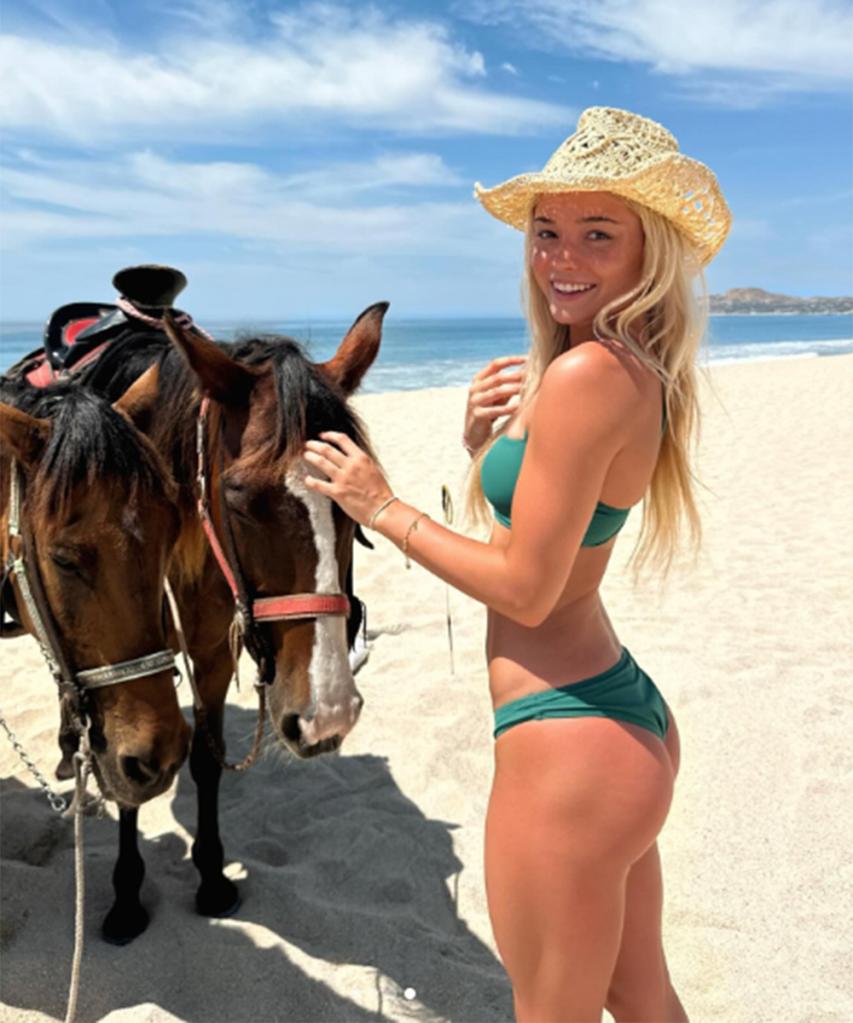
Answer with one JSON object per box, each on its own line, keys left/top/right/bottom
{"left": 699, "top": 337, "right": 853, "bottom": 368}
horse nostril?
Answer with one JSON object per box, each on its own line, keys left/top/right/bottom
{"left": 281, "top": 714, "right": 302, "bottom": 744}
{"left": 121, "top": 755, "right": 161, "bottom": 787}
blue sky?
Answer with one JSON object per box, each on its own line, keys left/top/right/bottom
{"left": 1, "top": 0, "right": 851, "bottom": 321}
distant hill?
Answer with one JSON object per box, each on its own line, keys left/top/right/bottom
{"left": 709, "top": 288, "right": 853, "bottom": 315}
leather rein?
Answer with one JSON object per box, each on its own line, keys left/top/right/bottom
{"left": 195, "top": 396, "right": 350, "bottom": 686}
{"left": 4, "top": 461, "right": 176, "bottom": 720}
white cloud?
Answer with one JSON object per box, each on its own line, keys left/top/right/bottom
{"left": 0, "top": 149, "right": 505, "bottom": 259}
{"left": 278, "top": 153, "right": 464, "bottom": 200}
{"left": 501, "top": 62, "right": 519, "bottom": 76}
{"left": 0, "top": 4, "right": 568, "bottom": 141}
{"left": 460, "top": 0, "right": 853, "bottom": 100}
{"left": 0, "top": 145, "right": 527, "bottom": 317}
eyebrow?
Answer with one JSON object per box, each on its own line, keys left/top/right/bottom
{"left": 533, "top": 215, "right": 621, "bottom": 225}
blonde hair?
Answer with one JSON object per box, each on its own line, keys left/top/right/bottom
{"left": 465, "top": 195, "right": 712, "bottom": 584}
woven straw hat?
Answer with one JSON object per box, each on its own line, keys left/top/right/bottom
{"left": 474, "top": 106, "right": 731, "bottom": 267}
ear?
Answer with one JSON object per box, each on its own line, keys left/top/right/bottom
{"left": 0, "top": 403, "right": 50, "bottom": 466}
{"left": 113, "top": 363, "right": 159, "bottom": 434}
{"left": 318, "top": 301, "right": 387, "bottom": 395}
{"left": 163, "top": 314, "right": 256, "bottom": 406}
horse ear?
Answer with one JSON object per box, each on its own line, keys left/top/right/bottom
{"left": 319, "top": 302, "right": 387, "bottom": 395}
{"left": 163, "top": 315, "right": 256, "bottom": 406}
{"left": 113, "top": 364, "right": 159, "bottom": 434}
{"left": 0, "top": 404, "right": 50, "bottom": 466}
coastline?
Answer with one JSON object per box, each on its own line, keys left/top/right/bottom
{"left": 709, "top": 309, "right": 853, "bottom": 316}
{"left": 3, "top": 313, "right": 853, "bottom": 391}
{"left": 2, "top": 353, "right": 852, "bottom": 1023}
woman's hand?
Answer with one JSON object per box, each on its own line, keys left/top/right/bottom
{"left": 463, "top": 355, "right": 527, "bottom": 455}
{"left": 302, "top": 432, "right": 394, "bottom": 525}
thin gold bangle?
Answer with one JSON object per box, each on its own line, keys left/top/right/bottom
{"left": 402, "top": 512, "right": 430, "bottom": 569}
{"left": 367, "top": 495, "right": 398, "bottom": 530}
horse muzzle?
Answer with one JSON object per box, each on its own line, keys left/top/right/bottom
{"left": 94, "top": 721, "right": 191, "bottom": 807}
{"left": 277, "top": 691, "right": 364, "bottom": 758}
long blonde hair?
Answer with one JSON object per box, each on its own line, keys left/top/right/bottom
{"left": 465, "top": 196, "right": 712, "bottom": 584}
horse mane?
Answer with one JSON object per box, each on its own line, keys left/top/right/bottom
{"left": 0, "top": 376, "right": 175, "bottom": 522}
{"left": 229, "top": 334, "right": 375, "bottom": 463}
{"left": 77, "top": 328, "right": 198, "bottom": 487}
{"left": 69, "top": 325, "right": 376, "bottom": 583}
{"left": 80, "top": 327, "right": 376, "bottom": 470}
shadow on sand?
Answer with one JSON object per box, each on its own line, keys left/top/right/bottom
{"left": 1, "top": 703, "right": 512, "bottom": 1022}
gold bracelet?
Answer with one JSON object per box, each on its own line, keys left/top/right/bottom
{"left": 367, "top": 495, "right": 398, "bottom": 530}
{"left": 401, "top": 512, "right": 430, "bottom": 569}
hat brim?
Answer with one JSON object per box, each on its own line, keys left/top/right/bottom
{"left": 474, "top": 152, "right": 731, "bottom": 268}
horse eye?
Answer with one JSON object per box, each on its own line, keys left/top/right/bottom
{"left": 224, "top": 487, "right": 252, "bottom": 517}
{"left": 50, "top": 550, "right": 79, "bottom": 572}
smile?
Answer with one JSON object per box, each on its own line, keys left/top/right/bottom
{"left": 552, "top": 282, "right": 596, "bottom": 295}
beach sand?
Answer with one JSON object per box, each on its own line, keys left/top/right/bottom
{"left": 2, "top": 353, "right": 852, "bottom": 1023}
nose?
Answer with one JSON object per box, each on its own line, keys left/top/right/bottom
{"left": 120, "top": 753, "right": 163, "bottom": 787}
{"left": 118, "top": 725, "right": 189, "bottom": 793}
{"left": 280, "top": 689, "right": 363, "bottom": 757}
{"left": 280, "top": 713, "right": 344, "bottom": 757}
{"left": 553, "top": 245, "right": 579, "bottom": 269}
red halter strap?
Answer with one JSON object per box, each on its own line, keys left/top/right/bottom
{"left": 196, "top": 397, "right": 350, "bottom": 625}
{"left": 253, "top": 593, "right": 351, "bottom": 621}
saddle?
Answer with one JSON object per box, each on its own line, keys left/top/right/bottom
{"left": 6, "top": 265, "right": 191, "bottom": 388}
{"left": 1, "top": 266, "right": 374, "bottom": 640}
{"left": 1, "top": 265, "right": 192, "bottom": 635}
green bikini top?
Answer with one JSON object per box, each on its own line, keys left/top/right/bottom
{"left": 481, "top": 400, "right": 667, "bottom": 547}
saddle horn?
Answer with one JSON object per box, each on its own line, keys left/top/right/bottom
{"left": 112, "top": 265, "right": 187, "bottom": 311}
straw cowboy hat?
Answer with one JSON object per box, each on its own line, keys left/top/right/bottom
{"left": 474, "top": 106, "right": 731, "bottom": 267}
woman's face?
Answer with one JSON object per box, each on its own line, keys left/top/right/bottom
{"left": 529, "top": 191, "right": 645, "bottom": 341}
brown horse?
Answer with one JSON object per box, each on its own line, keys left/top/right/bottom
{"left": 0, "top": 368, "right": 191, "bottom": 941}
{"left": 77, "top": 304, "right": 385, "bottom": 931}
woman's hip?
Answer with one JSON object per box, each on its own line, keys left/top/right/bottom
{"left": 492, "top": 645, "right": 670, "bottom": 744}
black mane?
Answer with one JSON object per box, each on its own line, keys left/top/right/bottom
{"left": 230, "top": 334, "right": 372, "bottom": 461}
{"left": 76, "top": 326, "right": 373, "bottom": 486}
{"left": 0, "top": 375, "right": 171, "bottom": 520}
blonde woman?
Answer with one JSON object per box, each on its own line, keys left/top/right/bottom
{"left": 303, "top": 107, "right": 731, "bottom": 1022}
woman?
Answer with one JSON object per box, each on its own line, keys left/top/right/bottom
{"left": 303, "top": 107, "right": 731, "bottom": 1022}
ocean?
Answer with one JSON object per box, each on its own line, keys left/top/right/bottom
{"left": 1, "top": 314, "right": 851, "bottom": 395}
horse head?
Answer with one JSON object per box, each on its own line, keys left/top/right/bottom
{"left": 165, "top": 305, "right": 385, "bottom": 758}
{"left": 0, "top": 369, "right": 191, "bottom": 806}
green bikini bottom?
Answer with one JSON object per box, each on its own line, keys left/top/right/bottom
{"left": 493, "top": 646, "right": 669, "bottom": 741}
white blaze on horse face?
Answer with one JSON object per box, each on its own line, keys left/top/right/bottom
{"left": 284, "top": 462, "right": 362, "bottom": 745}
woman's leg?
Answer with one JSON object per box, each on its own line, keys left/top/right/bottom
{"left": 485, "top": 716, "right": 675, "bottom": 1022}
{"left": 605, "top": 705, "right": 688, "bottom": 1022}
{"left": 604, "top": 841, "right": 689, "bottom": 1022}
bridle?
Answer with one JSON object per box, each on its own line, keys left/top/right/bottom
{"left": 4, "top": 461, "right": 176, "bottom": 725}
{"left": 195, "top": 396, "right": 350, "bottom": 686}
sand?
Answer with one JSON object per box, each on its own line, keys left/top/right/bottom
{"left": 2, "top": 353, "right": 852, "bottom": 1023}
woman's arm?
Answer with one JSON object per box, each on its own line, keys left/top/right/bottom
{"left": 304, "top": 347, "right": 637, "bottom": 627}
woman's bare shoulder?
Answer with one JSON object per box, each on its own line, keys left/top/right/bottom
{"left": 549, "top": 340, "right": 657, "bottom": 406}
{"left": 544, "top": 342, "right": 641, "bottom": 408}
